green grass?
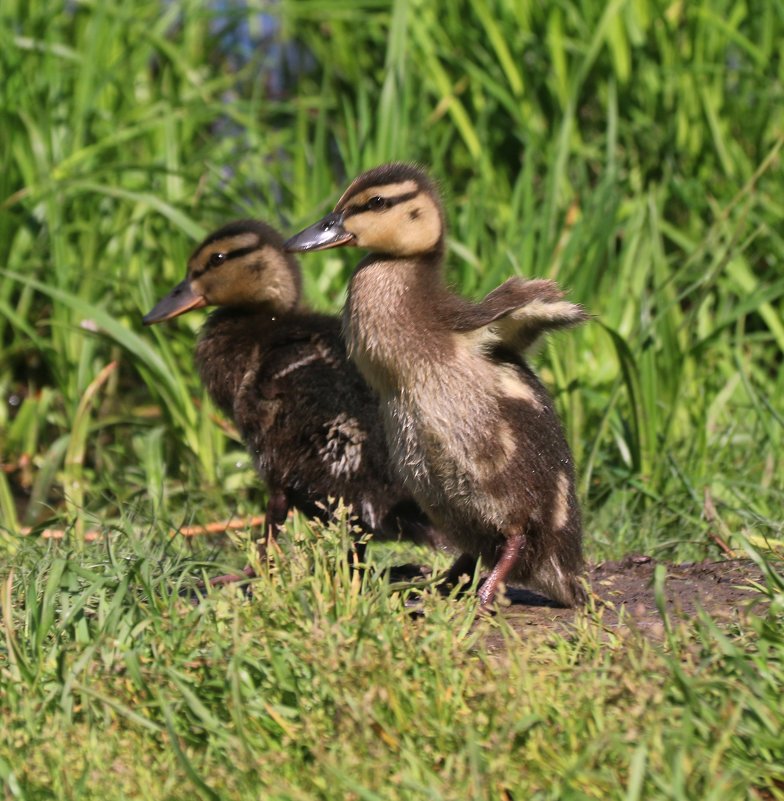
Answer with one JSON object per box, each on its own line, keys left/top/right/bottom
{"left": 1, "top": 0, "right": 783, "bottom": 797}
{"left": 3, "top": 523, "right": 784, "bottom": 800}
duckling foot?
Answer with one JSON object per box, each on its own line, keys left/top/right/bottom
{"left": 178, "top": 565, "right": 255, "bottom": 606}
{"left": 477, "top": 531, "right": 526, "bottom": 611}
{"left": 207, "top": 565, "right": 256, "bottom": 587}
{"left": 194, "top": 537, "right": 273, "bottom": 595}
{"left": 180, "top": 566, "right": 256, "bottom": 605}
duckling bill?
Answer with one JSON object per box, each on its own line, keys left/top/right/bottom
{"left": 286, "top": 164, "right": 589, "bottom": 610}
{"left": 144, "top": 219, "right": 434, "bottom": 582}
{"left": 143, "top": 279, "right": 206, "bottom": 323}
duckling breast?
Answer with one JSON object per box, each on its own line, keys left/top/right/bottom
{"left": 382, "top": 341, "right": 578, "bottom": 544}
{"left": 381, "top": 355, "right": 516, "bottom": 526}
{"left": 343, "top": 258, "right": 452, "bottom": 395}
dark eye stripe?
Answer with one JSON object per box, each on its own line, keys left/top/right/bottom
{"left": 345, "top": 189, "right": 420, "bottom": 217}
{"left": 224, "top": 246, "right": 257, "bottom": 262}
{"left": 191, "top": 246, "right": 260, "bottom": 278}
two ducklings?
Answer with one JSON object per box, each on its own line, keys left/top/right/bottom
{"left": 146, "top": 164, "right": 588, "bottom": 610}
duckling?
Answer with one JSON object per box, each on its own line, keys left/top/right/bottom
{"left": 285, "top": 164, "right": 589, "bottom": 609}
{"left": 143, "top": 219, "right": 434, "bottom": 582}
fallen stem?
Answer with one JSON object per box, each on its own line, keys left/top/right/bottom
{"left": 19, "top": 514, "right": 267, "bottom": 541}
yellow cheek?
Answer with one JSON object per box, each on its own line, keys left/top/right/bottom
{"left": 189, "top": 276, "right": 207, "bottom": 298}
{"left": 344, "top": 205, "right": 441, "bottom": 255}
{"left": 354, "top": 216, "right": 400, "bottom": 251}
{"left": 193, "top": 272, "right": 238, "bottom": 304}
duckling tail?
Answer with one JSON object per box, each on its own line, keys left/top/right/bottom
{"left": 528, "top": 556, "right": 589, "bottom": 608}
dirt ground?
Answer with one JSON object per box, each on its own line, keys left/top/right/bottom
{"left": 493, "top": 555, "right": 768, "bottom": 641}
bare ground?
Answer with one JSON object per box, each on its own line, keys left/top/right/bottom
{"left": 491, "top": 555, "right": 768, "bottom": 642}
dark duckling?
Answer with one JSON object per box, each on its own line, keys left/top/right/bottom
{"left": 285, "top": 164, "right": 589, "bottom": 609}
{"left": 143, "top": 219, "right": 433, "bottom": 581}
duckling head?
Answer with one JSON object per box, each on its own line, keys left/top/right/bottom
{"left": 143, "top": 220, "right": 302, "bottom": 325}
{"left": 285, "top": 163, "right": 445, "bottom": 258}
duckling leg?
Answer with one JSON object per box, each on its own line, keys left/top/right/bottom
{"left": 204, "top": 490, "right": 289, "bottom": 589}
{"left": 477, "top": 530, "right": 526, "bottom": 609}
{"left": 263, "top": 488, "right": 290, "bottom": 557}
{"left": 438, "top": 552, "right": 478, "bottom": 596}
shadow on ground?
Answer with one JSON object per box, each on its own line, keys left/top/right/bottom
{"left": 495, "top": 555, "right": 767, "bottom": 640}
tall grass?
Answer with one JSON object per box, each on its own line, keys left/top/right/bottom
{"left": 2, "top": 0, "right": 781, "bottom": 555}
{"left": 1, "top": 2, "right": 783, "bottom": 794}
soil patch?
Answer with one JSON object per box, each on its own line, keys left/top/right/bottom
{"left": 492, "top": 555, "right": 767, "bottom": 643}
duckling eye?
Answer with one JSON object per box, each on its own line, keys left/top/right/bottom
{"left": 209, "top": 252, "right": 226, "bottom": 268}
{"left": 364, "top": 196, "right": 386, "bottom": 211}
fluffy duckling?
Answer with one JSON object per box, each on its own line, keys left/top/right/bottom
{"left": 143, "top": 219, "right": 433, "bottom": 579}
{"left": 285, "top": 164, "right": 589, "bottom": 609}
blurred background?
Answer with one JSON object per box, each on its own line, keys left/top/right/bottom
{"left": 1, "top": 0, "right": 782, "bottom": 559}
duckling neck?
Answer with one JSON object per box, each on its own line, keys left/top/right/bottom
{"left": 343, "top": 252, "right": 450, "bottom": 395}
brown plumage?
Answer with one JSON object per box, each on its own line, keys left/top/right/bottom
{"left": 143, "top": 219, "right": 433, "bottom": 579}
{"left": 285, "top": 163, "right": 589, "bottom": 609}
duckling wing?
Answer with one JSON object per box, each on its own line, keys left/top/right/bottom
{"left": 452, "top": 278, "right": 588, "bottom": 353}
